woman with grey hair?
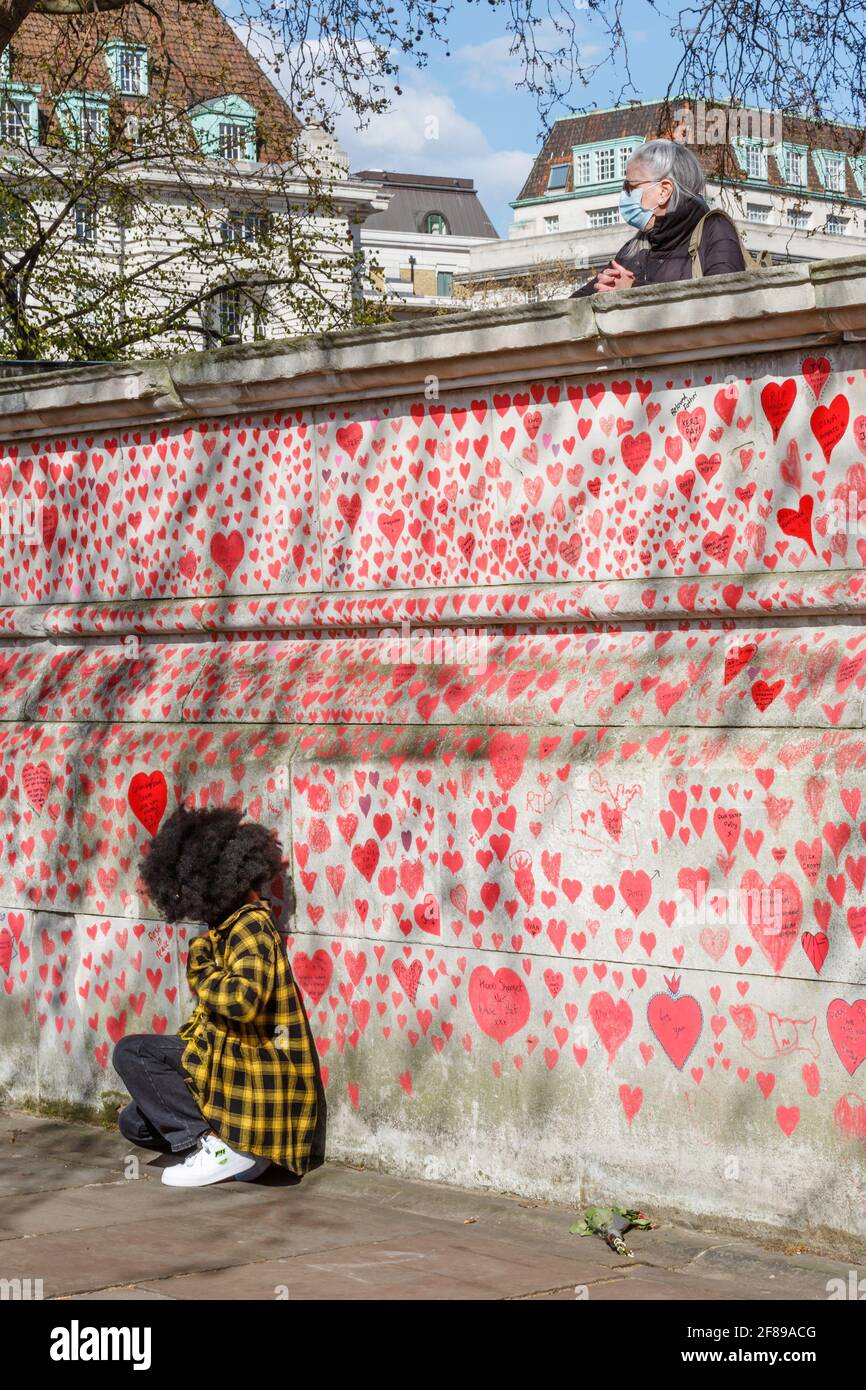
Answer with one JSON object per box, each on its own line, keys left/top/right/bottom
{"left": 571, "top": 138, "right": 746, "bottom": 296}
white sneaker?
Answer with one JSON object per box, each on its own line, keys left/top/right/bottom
{"left": 161, "top": 1132, "right": 264, "bottom": 1187}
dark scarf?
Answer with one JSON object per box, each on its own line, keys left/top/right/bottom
{"left": 646, "top": 192, "right": 710, "bottom": 252}
{"left": 616, "top": 193, "right": 710, "bottom": 280}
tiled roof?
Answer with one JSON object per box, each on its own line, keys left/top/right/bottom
{"left": 6, "top": 0, "right": 299, "bottom": 160}
{"left": 353, "top": 169, "right": 499, "bottom": 237}
{"left": 516, "top": 100, "right": 866, "bottom": 203}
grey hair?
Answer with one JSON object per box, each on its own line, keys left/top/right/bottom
{"left": 627, "top": 139, "right": 706, "bottom": 212}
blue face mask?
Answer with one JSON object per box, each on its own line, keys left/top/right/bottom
{"left": 619, "top": 184, "right": 658, "bottom": 231}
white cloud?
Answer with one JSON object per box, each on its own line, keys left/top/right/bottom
{"left": 454, "top": 27, "right": 602, "bottom": 95}
{"left": 335, "top": 79, "right": 534, "bottom": 234}
{"left": 231, "top": 23, "right": 535, "bottom": 234}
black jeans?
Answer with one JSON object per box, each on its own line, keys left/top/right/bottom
{"left": 112, "top": 1033, "right": 211, "bottom": 1155}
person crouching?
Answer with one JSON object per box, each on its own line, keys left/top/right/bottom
{"left": 112, "top": 804, "right": 318, "bottom": 1188}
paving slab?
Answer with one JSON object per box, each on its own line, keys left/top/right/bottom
{"left": 138, "top": 1260, "right": 506, "bottom": 1301}
{"left": 0, "top": 1154, "right": 124, "bottom": 1198}
{"left": 523, "top": 1269, "right": 769, "bottom": 1301}
{"left": 687, "top": 1242, "right": 854, "bottom": 1298}
{"left": 0, "top": 1112, "right": 130, "bottom": 1169}
{"left": 0, "top": 1171, "right": 272, "bottom": 1239}
{"left": 135, "top": 1230, "right": 610, "bottom": 1301}
{"left": 1, "top": 1108, "right": 861, "bottom": 1302}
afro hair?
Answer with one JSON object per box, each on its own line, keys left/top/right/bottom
{"left": 138, "top": 803, "right": 287, "bottom": 926}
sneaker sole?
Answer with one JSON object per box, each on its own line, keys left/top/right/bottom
{"left": 233, "top": 1158, "right": 271, "bottom": 1183}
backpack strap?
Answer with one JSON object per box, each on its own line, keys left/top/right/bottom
{"left": 688, "top": 208, "right": 760, "bottom": 278}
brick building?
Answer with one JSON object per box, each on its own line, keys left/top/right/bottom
{"left": 457, "top": 98, "right": 866, "bottom": 305}
{"left": 0, "top": 1, "right": 388, "bottom": 354}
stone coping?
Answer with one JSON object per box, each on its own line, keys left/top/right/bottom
{"left": 2, "top": 256, "right": 866, "bottom": 438}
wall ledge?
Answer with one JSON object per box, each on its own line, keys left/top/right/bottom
{"left": 2, "top": 257, "right": 866, "bottom": 438}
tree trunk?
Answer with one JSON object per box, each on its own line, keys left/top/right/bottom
{"left": 1, "top": 0, "right": 134, "bottom": 52}
{"left": 0, "top": 0, "right": 41, "bottom": 53}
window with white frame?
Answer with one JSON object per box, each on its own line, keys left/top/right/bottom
{"left": 104, "top": 41, "right": 148, "bottom": 96}
{"left": 746, "top": 203, "right": 770, "bottom": 223}
{"left": 0, "top": 47, "right": 9, "bottom": 81}
{"left": 746, "top": 144, "right": 766, "bottom": 178}
{"left": 588, "top": 206, "right": 620, "bottom": 228}
{"left": 825, "top": 215, "right": 848, "bottom": 235}
{"left": 547, "top": 163, "right": 569, "bottom": 190}
{"left": 825, "top": 156, "right": 846, "bottom": 192}
{"left": 618, "top": 145, "right": 634, "bottom": 178}
{"left": 74, "top": 201, "right": 97, "bottom": 245}
{"left": 786, "top": 208, "right": 810, "bottom": 229}
{"left": 785, "top": 148, "right": 806, "bottom": 185}
{"left": 216, "top": 285, "right": 243, "bottom": 338}
{"left": 119, "top": 47, "right": 145, "bottom": 95}
{"left": 221, "top": 210, "right": 270, "bottom": 243}
{"left": 595, "top": 147, "right": 616, "bottom": 181}
{"left": 544, "top": 214, "right": 559, "bottom": 232}
{"left": 210, "top": 286, "right": 266, "bottom": 341}
{"left": 574, "top": 151, "right": 591, "bottom": 186}
{"left": 0, "top": 96, "right": 30, "bottom": 145}
{"left": 218, "top": 122, "right": 251, "bottom": 160}
{"left": 190, "top": 96, "right": 257, "bottom": 162}
{"left": 79, "top": 100, "right": 107, "bottom": 143}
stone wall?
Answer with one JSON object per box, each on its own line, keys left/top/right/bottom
{"left": 1, "top": 260, "right": 865, "bottom": 1248}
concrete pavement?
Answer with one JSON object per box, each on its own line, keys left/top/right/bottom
{"left": 0, "top": 1108, "right": 860, "bottom": 1301}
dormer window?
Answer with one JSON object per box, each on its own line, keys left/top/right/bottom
{"left": 570, "top": 137, "right": 643, "bottom": 192}
{"left": 0, "top": 47, "right": 40, "bottom": 146}
{"left": 810, "top": 148, "right": 849, "bottom": 195}
{"left": 57, "top": 92, "right": 110, "bottom": 146}
{"left": 423, "top": 211, "right": 449, "bottom": 235}
{"left": 81, "top": 103, "right": 106, "bottom": 142}
{"left": 850, "top": 155, "right": 866, "bottom": 196}
{"left": 786, "top": 147, "right": 806, "bottom": 185}
{"left": 0, "top": 96, "right": 31, "bottom": 145}
{"left": 731, "top": 137, "right": 768, "bottom": 181}
{"left": 104, "top": 42, "right": 148, "bottom": 97}
{"left": 826, "top": 155, "right": 846, "bottom": 192}
{"left": 189, "top": 95, "right": 257, "bottom": 162}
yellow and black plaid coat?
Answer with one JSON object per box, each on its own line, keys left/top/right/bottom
{"left": 179, "top": 900, "right": 318, "bottom": 1173}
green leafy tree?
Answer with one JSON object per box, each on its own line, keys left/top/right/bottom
{"left": 0, "top": 2, "right": 395, "bottom": 359}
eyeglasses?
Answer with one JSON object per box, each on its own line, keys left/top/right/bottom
{"left": 622, "top": 178, "right": 657, "bottom": 194}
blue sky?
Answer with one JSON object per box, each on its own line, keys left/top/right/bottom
{"left": 330, "top": 1, "right": 675, "bottom": 235}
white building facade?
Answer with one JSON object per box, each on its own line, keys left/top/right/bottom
{"left": 0, "top": 6, "right": 389, "bottom": 359}
{"left": 456, "top": 100, "right": 866, "bottom": 305}
{"left": 352, "top": 170, "right": 499, "bottom": 314}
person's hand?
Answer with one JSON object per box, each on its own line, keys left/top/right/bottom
{"left": 595, "top": 259, "right": 635, "bottom": 292}
{"left": 187, "top": 930, "right": 215, "bottom": 979}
